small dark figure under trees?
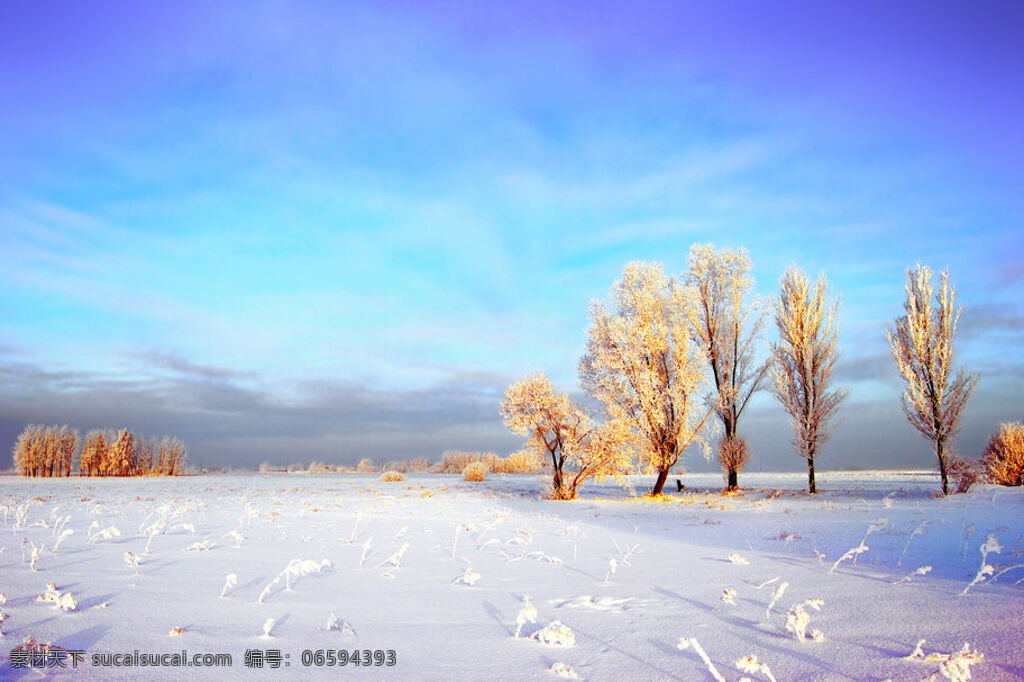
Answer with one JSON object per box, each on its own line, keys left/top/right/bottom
{"left": 771, "top": 268, "right": 848, "bottom": 494}
{"left": 886, "top": 265, "right": 978, "bottom": 495}
{"left": 684, "top": 244, "right": 770, "bottom": 492}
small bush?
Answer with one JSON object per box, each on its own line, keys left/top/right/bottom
{"left": 495, "top": 449, "right": 545, "bottom": 474}
{"left": 982, "top": 422, "right": 1024, "bottom": 486}
{"left": 381, "top": 470, "right": 404, "bottom": 482}
{"left": 462, "top": 462, "right": 487, "bottom": 482}
{"left": 948, "top": 456, "right": 981, "bottom": 494}
{"left": 356, "top": 458, "right": 377, "bottom": 474}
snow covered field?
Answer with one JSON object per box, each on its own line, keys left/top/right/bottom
{"left": 0, "top": 472, "right": 1021, "bottom": 680}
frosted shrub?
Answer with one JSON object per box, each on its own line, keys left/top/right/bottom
{"left": 728, "top": 553, "right": 750, "bottom": 565}
{"left": 356, "top": 458, "right": 376, "bottom": 474}
{"left": 982, "top": 422, "right": 1024, "bottom": 486}
{"left": 0, "top": 609, "right": 7, "bottom": 636}
{"left": 88, "top": 524, "right": 121, "bottom": 544}
{"left": 720, "top": 588, "right": 737, "bottom": 606}
{"left": 531, "top": 620, "right": 575, "bottom": 646}
{"left": 380, "top": 471, "right": 404, "bottom": 482}
{"left": 36, "top": 582, "right": 76, "bottom": 611}
{"left": 462, "top": 462, "right": 487, "bottom": 482}
{"left": 736, "top": 655, "right": 777, "bottom": 682}
{"left": 785, "top": 598, "right": 824, "bottom": 642}
{"left": 262, "top": 618, "right": 275, "bottom": 638}
{"left": 947, "top": 457, "right": 981, "bottom": 494}
{"left": 124, "top": 551, "right": 141, "bottom": 574}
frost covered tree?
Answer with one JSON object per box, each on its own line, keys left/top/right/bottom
{"left": 579, "top": 262, "right": 713, "bottom": 496}
{"left": 80, "top": 430, "right": 107, "bottom": 476}
{"left": 684, "top": 244, "right": 769, "bottom": 491}
{"left": 57, "top": 426, "right": 79, "bottom": 477}
{"left": 771, "top": 268, "right": 848, "bottom": 494}
{"left": 13, "top": 425, "right": 42, "bottom": 476}
{"left": 981, "top": 422, "right": 1024, "bottom": 486}
{"left": 501, "top": 372, "right": 631, "bottom": 499}
{"left": 886, "top": 265, "right": 978, "bottom": 495}
{"left": 110, "top": 429, "right": 136, "bottom": 477}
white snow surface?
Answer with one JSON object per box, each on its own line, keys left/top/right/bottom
{"left": 0, "top": 471, "right": 1022, "bottom": 680}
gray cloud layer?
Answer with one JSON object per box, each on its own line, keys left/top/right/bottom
{"left": 1, "top": 347, "right": 1020, "bottom": 474}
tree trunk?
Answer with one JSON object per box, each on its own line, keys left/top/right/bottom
{"left": 725, "top": 467, "right": 738, "bottom": 492}
{"left": 807, "top": 457, "right": 816, "bottom": 495}
{"left": 551, "top": 452, "right": 563, "bottom": 496}
{"left": 936, "top": 439, "right": 949, "bottom": 495}
{"left": 651, "top": 468, "right": 670, "bottom": 496}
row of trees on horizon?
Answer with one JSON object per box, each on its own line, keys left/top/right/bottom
{"left": 501, "top": 243, "right": 1007, "bottom": 499}
{"left": 12, "top": 425, "right": 188, "bottom": 477}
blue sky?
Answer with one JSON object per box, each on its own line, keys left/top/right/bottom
{"left": 1, "top": 1, "right": 1022, "bottom": 471}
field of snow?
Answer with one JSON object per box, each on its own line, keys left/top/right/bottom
{"left": 0, "top": 472, "right": 1021, "bottom": 680}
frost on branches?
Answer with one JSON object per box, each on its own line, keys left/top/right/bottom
{"left": 579, "top": 261, "right": 714, "bottom": 496}
{"left": 501, "top": 372, "right": 633, "bottom": 500}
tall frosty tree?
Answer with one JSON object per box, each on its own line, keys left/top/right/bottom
{"left": 886, "top": 265, "right": 978, "bottom": 495}
{"left": 579, "top": 262, "right": 713, "bottom": 496}
{"left": 771, "top": 268, "right": 848, "bottom": 494}
{"left": 684, "top": 244, "right": 769, "bottom": 492}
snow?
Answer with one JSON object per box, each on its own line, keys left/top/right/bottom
{"left": 0, "top": 471, "right": 1022, "bottom": 680}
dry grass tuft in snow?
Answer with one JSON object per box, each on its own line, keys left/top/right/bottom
{"left": 514, "top": 595, "right": 538, "bottom": 638}
{"left": 326, "top": 613, "right": 356, "bottom": 635}
{"left": 962, "top": 534, "right": 1001, "bottom": 595}
{"left": 785, "top": 598, "right": 825, "bottom": 642}
{"left": 547, "top": 661, "right": 579, "bottom": 678}
{"left": 894, "top": 565, "right": 932, "bottom": 584}
{"left": 257, "top": 558, "right": 332, "bottom": 603}
{"left": 678, "top": 637, "right": 726, "bottom": 682}
{"left": 530, "top": 620, "right": 576, "bottom": 646}
{"left": 36, "top": 582, "right": 76, "bottom": 611}
{"left": 452, "top": 564, "right": 481, "bottom": 586}
{"left": 904, "top": 640, "right": 984, "bottom": 681}
{"left": 219, "top": 573, "right": 238, "bottom": 598}
{"left": 736, "top": 654, "right": 777, "bottom": 682}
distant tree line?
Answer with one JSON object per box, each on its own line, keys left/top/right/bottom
{"left": 13, "top": 425, "right": 187, "bottom": 477}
